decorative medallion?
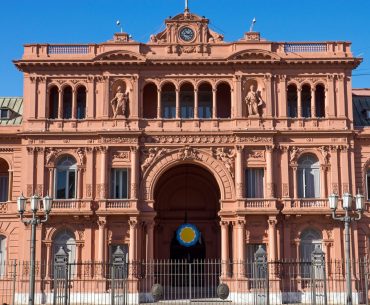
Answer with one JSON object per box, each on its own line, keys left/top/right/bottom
{"left": 176, "top": 223, "right": 200, "bottom": 247}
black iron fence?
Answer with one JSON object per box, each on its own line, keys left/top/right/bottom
{"left": 0, "top": 249, "right": 369, "bottom": 305}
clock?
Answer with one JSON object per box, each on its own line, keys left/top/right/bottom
{"left": 179, "top": 27, "right": 195, "bottom": 42}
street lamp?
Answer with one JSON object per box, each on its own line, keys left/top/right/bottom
{"left": 329, "top": 191, "right": 365, "bottom": 305}
{"left": 17, "top": 193, "right": 53, "bottom": 305}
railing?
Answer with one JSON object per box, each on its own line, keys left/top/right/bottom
{"left": 243, "top": 199, "right": 276, "bottom": 209}
{"left": 105, "top": 200, "right": 132, "bottom": 209}
{"left": 47, "top": 45, "right": 89, "bottom": 55}
{"left": 51, "top": 200, "right": 89, "bottom": 210}
{"left": 284, "top": 43, "right": 327, "bottom": 53}
{"left": 0, "top": 258, "right": 369, "bottom": 305}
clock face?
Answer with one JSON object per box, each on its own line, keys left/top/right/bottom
{"left": 179, "top": 27, "right": 195, "bottom": 42}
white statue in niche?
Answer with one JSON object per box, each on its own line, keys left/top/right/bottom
{"left": 110, "top": 85, "right": 129, "bottom": 119}
{"left": 245, "top": 84, "right": 264, "bottom": 117}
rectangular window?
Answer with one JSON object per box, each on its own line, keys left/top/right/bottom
{"left": 245, "top": 168, "right": 264, "bottom": 198}
{"left": 111, "top": 169, "right": 129, "bottom": 199}
{"left": 56, "top": 170, "right": 67, "bottom": 199}
{"left": 162, "top": 92, "right": 176, "bottom": 119}
{"left": 198, "top": 92, "right": 212, "bottom": 119}
{"left": 0, "top": 176, "right": 8, "bottom": 202}
{"left": 0, "top": 109, "right": 11, "bottom": 119}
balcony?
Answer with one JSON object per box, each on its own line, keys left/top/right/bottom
{"left": 96, "top": 199, "right": 138, "bottom": 215}
{"left": 283, "top": 198, "right": 335, "bottom": 215}
{"left": 49, "top": 200, "right": 93, "bottom": 216}
{"left": 234, "top": 199, "right": 278, "bottom": 215}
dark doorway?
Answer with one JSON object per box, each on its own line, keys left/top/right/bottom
{"left": 170, "top": 231, "right": 206, "bottom": 262}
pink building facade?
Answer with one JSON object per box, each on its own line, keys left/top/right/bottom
{"left": 0, "top": 8, "right": 369, "bottom": 271}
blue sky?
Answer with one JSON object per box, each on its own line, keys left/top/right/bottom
{"left": 1, "top": 0, "right": 369, "bottom": 96}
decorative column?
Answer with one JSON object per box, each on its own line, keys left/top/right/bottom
{"left": 235, "top": 146, "right": 245, "bottom": 199}
{"left": 102, "top": 76, "right": 110, "bottom": 118}
{"left": 283, "top": 217, "right": 291, "bottom": 259}
{"left": 176, "top": 88, "right": 180, "bottom": 119}
{"left": 278, "top": 75, "right": 287, "bottom": 117}
{"left": 327, "top": 75, "right": 335, "bottom": 118}
{"left": 7, "top": 170, "right": 13, "bottom": 201}
{"left": 341, "top": 146, "right": 350, "bottom": 194}
{"left": 157, "top": 89, "right": 162, "bottom": 119}
{"left": 130, "top": 147, "right": 139, "bottom": 200}
{"left": 48, "top": 168, "right": 55, "bottom": 197}
{"left": 212, "top": 88, "right": 217, "bottom": 119}
{"left": 45, "top": 243, "right": 52, "bottom": 279}
{"left": 320, "top": 165, "right": 327, "bottom": 199}
{"left": 38, "top": 77, "right": 47, "bottom": 119}
{"left": 330, "top": 146, "right": 339, "bottom": 194}
{"left": 99, "top": 146, "right": 108, "bottom": 199}
{"left": 311, "top": 88, "right": 316, "bottom": 118}
{"left": 264, "top": 74, "right": 273, "bottom": 117}
{"left": 268, "top": 217, "right": 277, "bottom": 261}
{"left": 146, "top": 221, "right": 154, "bottom": 261}
{"left": 194, "top": 88, "right": 198, "bottom": 119}
{"left": 220, "top": 221, "right": 230, "bottom": 277}
{"left": 337, "top": 74, "right": 346, "bottom": 118}
{"left": 233, "top": 75, "right": 242, "bottom": 118}
{"left": 237, "top": 218, "right": 246, "bottom": 277}
{"left": 76, "top": 168, "right": 83, "bottom": 199}
{"left": 57, "top": 89, "right": 63, "bottom": 119}
{"left": 293, "top": 167, "right": 298, "bottom": 199}
{"left": 266, "top": 146, "right": 275, "bottom": 198}
{"left": 129, "top": 218, "right": 138, "bottom": 262}
{"left": 86, "top": 77, "right": 96, "bottom": 118}
{"left": 280, "top": 146, "right": 290, "bottom": 198}
{"left": 72, "top": 89, "right": 77, "bottom": 119}
{"left": 297, "top": 88, "right": 302, "bottom": 118}
{"left": 98, "top": 217, "right": 106, "bottom": 262}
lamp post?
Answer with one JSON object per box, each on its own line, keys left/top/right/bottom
{"left": 17, "top": 193, "right": 53, "bottom": 305}
{"left": 329, "top": 191, "right": 365, "bottom": 305}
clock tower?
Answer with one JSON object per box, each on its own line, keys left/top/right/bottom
{"left": 149, "top": 7, "right": 224, "bottom": 53}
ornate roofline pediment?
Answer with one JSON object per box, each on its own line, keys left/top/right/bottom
{"left": 94, "top": 50, "right": 146, "bottom": 62}
{"left": 228, "top": 49, "right": 281, "bottom": 62}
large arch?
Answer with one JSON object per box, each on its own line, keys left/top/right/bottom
{"left": 140, "top": 147, "right": 235, "bottom": 202}
{"left": 154, "top": 164, "right": 221, "bottom": 260}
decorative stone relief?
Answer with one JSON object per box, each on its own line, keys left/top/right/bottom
{"left": 86, "top": 184, "right": 92, "bottom": 197}
{"left": 212, "top": 147, "right": 235, "bottom": 177}
{"left": 100, "top": 137, "right": 138, "bottom": 144}
{"left": 244, "top": 83, "right": 264, "bottom": 117}
{"left": 76, "top": 148, "right": 86, "bottom": 165}
{"left": 247, "top": 150, "right": 265, "bottom": 160}
{"left": 236, "top": 136, "right": 273, "bottom": 143}
{"left": 180, "top": 146, "right": 200, "bottom": 161}
{"left": 113, "top": 151, "right": 130, "bottom": 161}
{"left": 141, "top": 135, "right": 236, "bottom": 144}
{"left": 289, "top": 146, "right": 301, "bottom": 163}
{"left": 141, "top": 147, "right": 168, "bottom": 173}
{"left": 45, "top": 148, "right": 61, "bottom": 165}
{"left": 320, "top": 146, "right": 330, "bottom": 164}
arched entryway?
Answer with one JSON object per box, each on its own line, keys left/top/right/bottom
{"left": 154, "top": 164, "right": 221, "bottom": 260}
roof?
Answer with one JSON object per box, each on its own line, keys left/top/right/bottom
{"left": 0, "top": 97, "right": 23, "bottom": 125}
{"left": 353, "top": 89, "right": 370, "bottom": 127}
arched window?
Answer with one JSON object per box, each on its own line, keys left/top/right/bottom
{"left": 0, "top": 158, "right": 9, "bottom": 202}
{"left": 63, "top": 86, "right": 72, "bottom": 119}
{"left": 287, "top": 84, "right": 297, "bottom": 118}
{"left": 49, "top": 86, "right": 59, "bottom": 119}
{"left": 180, "top": 83, "right": 194, "bottom": 119}
{"left": 161, "top": 83, "right": 176, "bottom": 119}
{"left": 298, "top": 154, "right": 320, "bottom": 198}
{"left": 198, "top": 83, "right": 212, "bottom": 119}
{"left": 52, "top": 230, "right": 76, "bottom": 278}
{"left": 76, "top": 86, "right": 86, "bottom": 119}
{"left": 315, "top": 84, "right": 326, "bottom": 118}
{"left": 300, "top": 229, "right": 322, "bottom": 278}
{"left": 143, "top": 83, "right": 158, "bottom": 119}
{"left": 56, "top": 156, "right": 77, "bottom": 199}
{"left": 301, "top": 84, "right": 311, "bottom": 118}
{"left": 0, "top": 235, "right": 6, "bottom": 276}
{"left": 216, "top": 83, "right": 231, "bottom": 118}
